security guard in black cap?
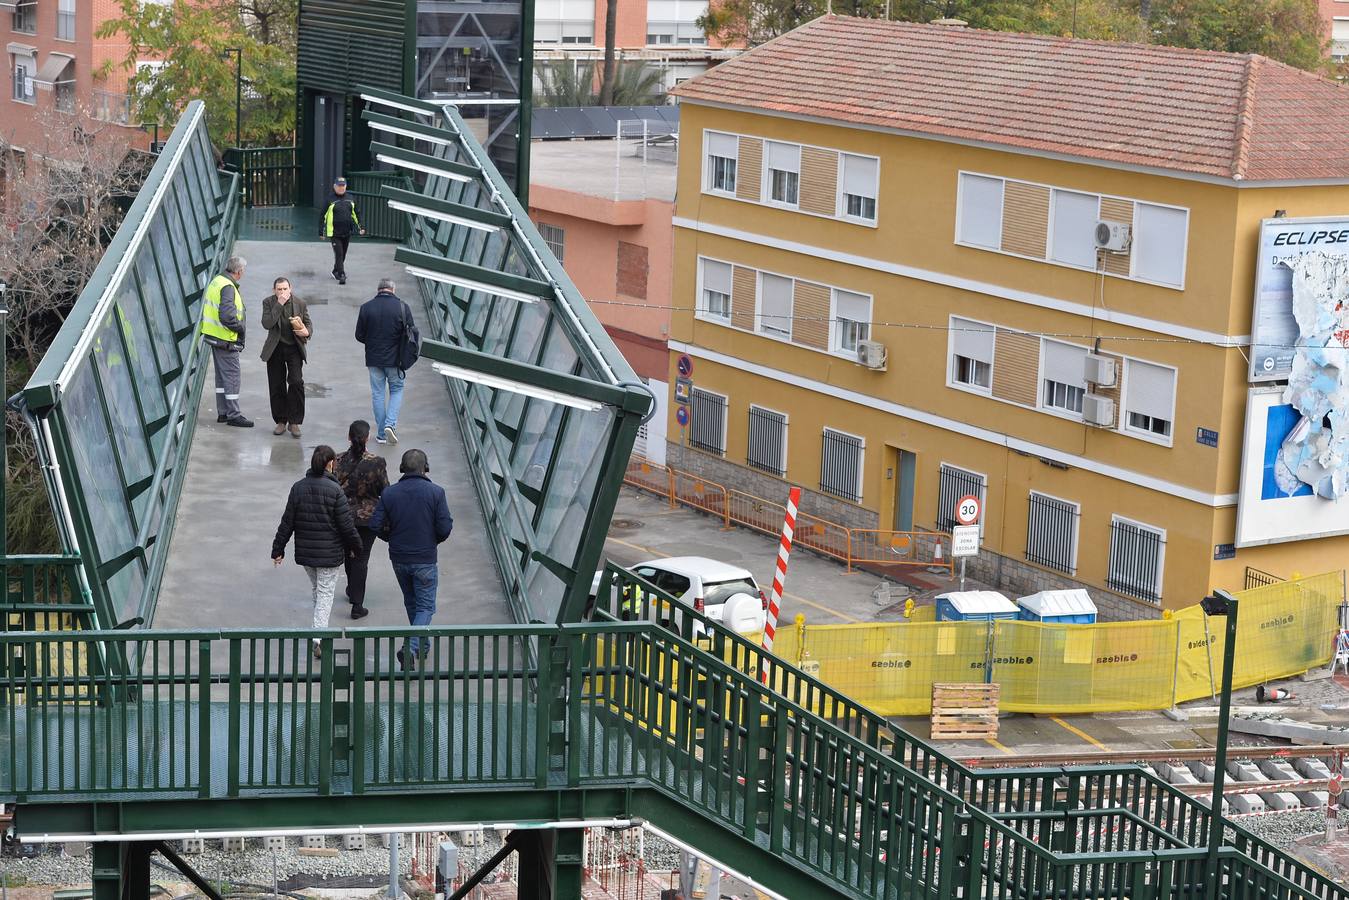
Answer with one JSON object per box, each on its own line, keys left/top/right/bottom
{"left": 321, "top": 176, "right": 364, "bottom": 285}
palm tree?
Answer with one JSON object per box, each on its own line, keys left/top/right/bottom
{"left": 598, "top": 0, "right": 618, "bottom": 105}
{"left": 611, "top": 62, "right": 666, "bottom": 106}
{"left": 536, "top": 61, "right": 596, "bottom": 107}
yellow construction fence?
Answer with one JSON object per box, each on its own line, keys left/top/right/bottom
{"left": 771, "top": 571, "right": 1346, "bottom": 716}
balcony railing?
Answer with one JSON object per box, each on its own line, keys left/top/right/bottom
{"left": 90, "top": 89, "right": 131, "bottom": 125}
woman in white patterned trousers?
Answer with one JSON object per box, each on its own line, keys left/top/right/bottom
{"left": 272, "top": 445, "right": 363, "bottom": 657}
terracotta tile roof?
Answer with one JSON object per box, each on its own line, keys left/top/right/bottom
{"left": 671, "top": 15, "right": 1349, "bottom": 182}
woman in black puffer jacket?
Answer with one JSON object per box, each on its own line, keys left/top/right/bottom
{"left": 272, "top": 445, "right": 363, "bottom": 656}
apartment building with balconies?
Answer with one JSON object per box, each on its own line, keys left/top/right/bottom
{"left": 666, "top": 15, "right": 1349, "bottom": 617}
{"left": 2, "top": 0, "right": 149, "bottom": 162}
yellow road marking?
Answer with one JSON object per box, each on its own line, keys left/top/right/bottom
{"left": 603, "top": 535, "right": 863, "bottom": 624}
{"left": 1051, "top": 716, "right": 1111, "bottom": 751}
{"left": 983, "top": 737, "right": 1015, "bottom": 755}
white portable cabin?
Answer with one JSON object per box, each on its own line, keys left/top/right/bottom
{"left": 1017, "top": 589, "right": 1098, "bottom": 624}
{"left": 934, "top": 591, "right": 1018, "bottom": 622}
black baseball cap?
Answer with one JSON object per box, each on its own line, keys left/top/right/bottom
{"left": 334, "top": 177, "right": 347, "bottom": 185}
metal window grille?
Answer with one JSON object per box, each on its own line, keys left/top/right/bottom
{"left": 689, "top": 387, "right": 726, "bottom": 455}
{"left": 1244, "top": 567, "right": 1283, "bottom": 590}
{"left": 1025, "top": 493, "right": 1079, "bottom": 575}
{"left": 936, "top": 464, "right": 985, "bottom": 530}
{"left": 820, "top": 428, "right": 863, "bottom": 502}
{"left": 747, "top": 406, "right": 786, "bottom": 476}
{"left": 1107, "top": 519, "right": 1165, "bottom": 603}
{"left": 538, "top": 222, "right": 564, "bottom": 263}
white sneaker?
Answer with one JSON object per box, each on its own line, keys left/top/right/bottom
{"left": 384, "top": 426, "right": 399, "bottom": 443}
{"left": 376, "top": 434, "right": 388, "bottom": 444}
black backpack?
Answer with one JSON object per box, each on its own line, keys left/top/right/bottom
{"left": 397, "top": 301, "right": 421, "bottom": 373}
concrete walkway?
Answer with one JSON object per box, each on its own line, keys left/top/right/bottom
{"left": 155, "top": 239, "right": 510, "bottom": 631}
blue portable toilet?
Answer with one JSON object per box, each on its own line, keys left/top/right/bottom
{"left": 1017, "top": 589, "right": 1098, "bottom": 624}
{"left": 935, "top": 591, "right": 1018, "bottom": 622}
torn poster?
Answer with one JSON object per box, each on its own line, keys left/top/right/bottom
{"left": 1277, "top": 250, "right": 1349, "bottom": 500}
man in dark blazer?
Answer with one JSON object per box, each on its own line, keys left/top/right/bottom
{"left": 260, "top": 276, "right": 314, "bottom": 438}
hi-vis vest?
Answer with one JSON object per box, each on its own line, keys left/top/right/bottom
{"left": 621, "top": 583, "right": 645, "bottom": 615}
{"left": 201, "top": 274, "right": 243, "bottom": 343}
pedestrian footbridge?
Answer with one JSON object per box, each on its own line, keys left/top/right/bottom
{"left": 2, "top": 94, "right": 1347, "bottom": 900}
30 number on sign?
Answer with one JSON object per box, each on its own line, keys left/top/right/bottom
{"left": 955, "top": 494, "right": 981, "bottom": 526}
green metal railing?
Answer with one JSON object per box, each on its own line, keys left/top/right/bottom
{"left": 592, "top": 562, "right": 1349, "bottom": 900}
{"left": 222, "top": 146, "right": 299, "bottom": 208}
{"left": 344, "top": 170, "right": 414, "bottom": 240}
{"left": 1, "top": 622, "right": 1340, "bottom": 899}
{"left": 0, "top": 556, "right": 92, "bottom": 633}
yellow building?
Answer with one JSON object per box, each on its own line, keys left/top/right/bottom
{"left": 665, "top": 15, "right": 1349, "bottom": 617}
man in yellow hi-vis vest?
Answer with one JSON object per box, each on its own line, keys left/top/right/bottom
{"left": 201, "top": 256, "right": 254, "bottom": 427}
{"left": 320, "top": 176, "right": 364, "bottom": 285}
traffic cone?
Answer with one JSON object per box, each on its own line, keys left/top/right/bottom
{"left": 1256, "top": 685, "right": 1294, "bottom": 703}
{"left": 929, "top": 541, "right": 945, "bottom": 574}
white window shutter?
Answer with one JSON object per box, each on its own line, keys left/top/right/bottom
{"left": 951, "top": 317, "right": 994, "bottom": 364}
{"left": 834, "top": 289, "right": 869, "bottom": 323}
{"left": 842, "top": 154, "right": 878, "bottom": 199}
{"left": 1126, "top": 360, "right": 1175, "bottom": 420}
{"left": 1042, "top": 339, "right": 1087, "bottom": 386}
{"left": 1133, "top": 203, "right": 1187, "bottom": 287}
{"left": 701, "top": 258, "right": 732, "bottom": 295}
{"left": 706, "top": 131, "right": 737, "bottom": 159}
{"left": 1049, "top": 189, "right": 1100, "bottom": 268}
{"left": 957, "top": 174, "right": 1003, "bottom": 249}
{"left": 765, "top": 141, "right": 800, "bottom": 173}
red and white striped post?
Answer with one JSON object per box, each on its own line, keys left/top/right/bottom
{"left": 760, "top": 487, "right": 801, "bottom": 683}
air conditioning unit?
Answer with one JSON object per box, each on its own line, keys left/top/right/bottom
{"left": 856, "top": 339, "right": 888, "bottom": 370}
{"left": 1094, "top": 220, "right": 1131, "bottom": 252}
{"left": 1083, "top": 353, "right": 1117, "bottom": 387}
{"left": 1082, "top": 394, "right": 1115, "bottom": 427}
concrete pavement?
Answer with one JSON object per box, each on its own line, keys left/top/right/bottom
{"left": 154, "top": 239, "right": 510, "bottom": 632}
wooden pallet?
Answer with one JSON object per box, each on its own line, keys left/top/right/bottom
{"left": 931, "top": 682, "right": 1000, "bottom": 740}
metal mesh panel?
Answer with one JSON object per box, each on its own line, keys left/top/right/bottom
{"left": 936, "top": 464, "right": 985, "bottom": 531}
{"left": 1025, "top": 492, "right": 1079, "bottom": 575}
{"left": 819, "top": 428, "right": 862, "bottom": 502}
{"left": 1107, "top": 518, "right": 1165, "bottom": 603}
{"left": 746, "top": 405, "right": 785, "bottom": 476}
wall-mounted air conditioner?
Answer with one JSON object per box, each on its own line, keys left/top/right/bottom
{"left": 1083, "top": 353, "right": 1117, "bottom": 387}
{"left": 856, "top": 339, "right": 888, "bottom": 370}
{"left": 1094, "top": 220, "right": 1131, "bottom": 252}
{"left": 1082, "top": 394, "right": 1115, "bottom": 427}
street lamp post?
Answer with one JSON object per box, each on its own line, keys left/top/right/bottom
{"left": 222, "top": 47, "right": 242, "bottom": 149}
{"left": 1202, "top": 588, "right": 1239, "bottom": 899}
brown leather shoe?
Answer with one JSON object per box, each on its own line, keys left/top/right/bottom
{"left": 273, "top": 422, "right": 286, "bottom": 435}
{"left": 289, "top": 424, "right": 302, "bottom": 438}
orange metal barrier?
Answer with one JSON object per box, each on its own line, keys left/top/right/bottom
{"left": 623, "top": 456, "right": 952, "bottom": 574}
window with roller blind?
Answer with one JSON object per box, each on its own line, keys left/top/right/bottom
{"left": 956, "top": 173, "right": 1003, "bottom": 249}
{"left": 698, "top": 257, "right": 732, "bottom": 322}
{"left": 1040, "top": 339, "right": 1088, "bottom": 416}
{"left": 764, "top": 141, "right": 800, "bottom": 207}
{"left": 758, "top": 272, "right": 794, "bottom": 337}
{"left": 1132, "top": 203, "right": 1188, "bottom": 288}
{"left": 704, "top": 131, "right": 737, "bottom": 195}
{"left": 1049, "top": 189, "right": 1100, "bottom": 269}
{"left": 647, "top": 0, "right": 704, "bottom": 44}
{"left": 839, "top": 153, "right": 878, "bottom": 222}
{"left": 832, "top": 288, "right": 871, "bottom": 354}
{"left": 1335, "top": 18, "right": 1349, "bottom": 57}
{"left": 1123, "top": 359, "right": 1176, "bottom": 442}
{"left": 535, "top": 0, "right": 594, "bottom": 43}
{"left": 949, "top": 316, "right": 994, "bottom": 391}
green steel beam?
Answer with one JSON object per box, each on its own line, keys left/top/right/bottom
{"left": 357, "top": 84, "right": 442, "bottom": 117}
{"left": 381, "top": 186, "right": 512, "bottom": 229}
{"left": 394, "top": 246, "right": 552, "bottom": 299}
{"left": 417, "top": 341, "right": 643, "bottom": 412}
{"left": 370, "top": 141, "right": 479, "bottom": 181}
{"left": 360, "top": 108, "right": 460, "bottom": 141}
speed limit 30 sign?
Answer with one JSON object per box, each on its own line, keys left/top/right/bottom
{"left": 955, "top": 494, "right": 981, "bottom": 526}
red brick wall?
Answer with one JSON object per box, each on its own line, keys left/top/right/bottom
{"left": 616, "top": 239, "right": 649, "bottom": 298}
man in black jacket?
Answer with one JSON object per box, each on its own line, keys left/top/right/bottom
{"left": 272, "top": 445, "right": 363, "bottom": 657}
{"left": 355, "top": 277, "right": 408, "bottom": 444}
{"left": 320, "top": 176, "right": 364, "bottom": 285}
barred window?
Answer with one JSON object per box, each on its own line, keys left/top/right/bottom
{"left": 747, "top": 405, "right": 786, "bottom": 476}
{"left": 689, "top": 387, "right": 726, "bottom": 456}
{"left": 1025, "top": 492, "right": 1079, "bottom": 575}
{"left": 537, "top": 222, "right": 564, "bottom": 263}
{"left": 936, "top": 463, "right": 986, "bottom": 531}
{"left": 1107, "top": 517, "right": 1165, "bottom": 603}
{"left": 820, "top": 428, "right": 864, "bottom": 502}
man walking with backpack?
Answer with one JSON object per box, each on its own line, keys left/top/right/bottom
{"left": 355, "top": 277, "right": 419, "bottom": 444}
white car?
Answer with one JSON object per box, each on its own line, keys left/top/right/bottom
{"left": 591, "top": 556, "right": 769, "bottom": 635}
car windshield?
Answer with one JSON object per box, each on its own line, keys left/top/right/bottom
{"left": 702, "top": 577, "right": 758, "bottom": 607}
